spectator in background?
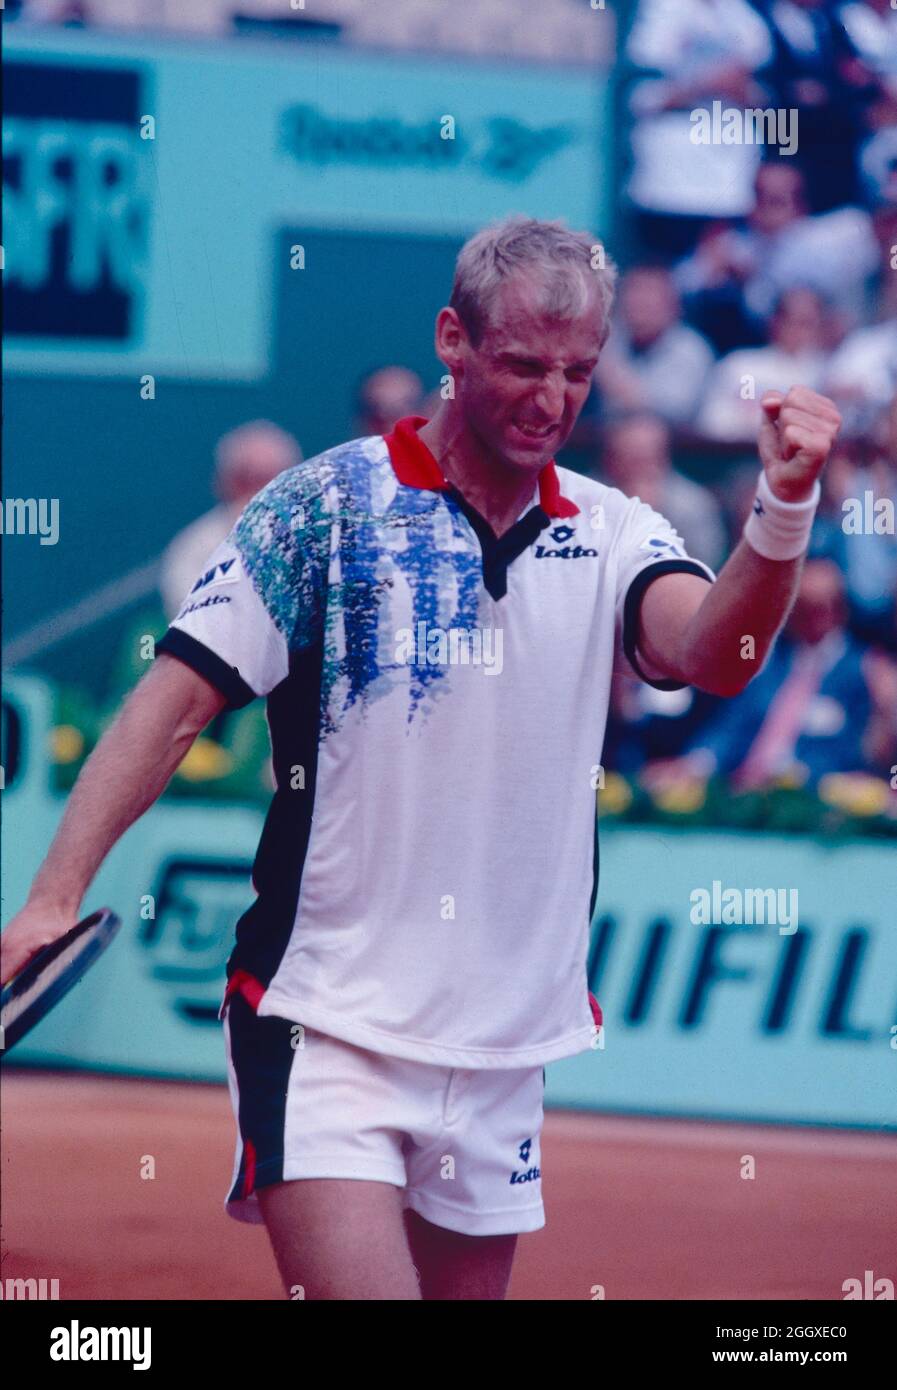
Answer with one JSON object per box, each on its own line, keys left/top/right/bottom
{"left": 869, "top": 195, "right": 897, "bottom": 312}
{"left": 349, "top": 0, "right": 608, "bottom": 63}
{"left": 757, "top": 198, "right": 880, "bottom": 326}
{"left": 160, "top": 420, "right": 302, "bottom": 619}
{"left": 850, "top": 0, "right": 897, "bottom": 215}
{"left": 674, "top": 218, "right": 769, "bottom": 355}
{"left": 761, "top": 0, "right": 867, "bottom": 209}
{"left": 355, "top": 366, "right": 424, "bottom": 437}
{"left": 860, "top": 133, "right": 897, "bottom": 218}
{"left": 675, "top": 162, "right": 808, "bottom": 351}
{"left": 839, "top": 0, "right": 897, "bottom": 98}
{"left": 603, "top": 672, "right": 723, "bottom": 780}
{"left": 593, "top": 266, "right": 715, "bottom": 427}
{"left": 675, "top": 162, "right": 879, "bottom": 342}
{"left": 625, "top": 0, "right": 774, "bottom": 248}
{"left": 597, "top": 413, "right": 728, "bottom": 570}
{"left": 697, "top": 286, "right": 830, "bottom": 443}
{"left": 642, "top": 555, "right": 897, "bottom": 793}
{"left": 824, "top": 268, "right": 897, "bottom": 436}
{"left": 810, "top": 422, "right": 897, "bottom": 652}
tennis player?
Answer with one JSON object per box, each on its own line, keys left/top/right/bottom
{"left": 1, "top": 217, "right": 841, "bottom": 1300}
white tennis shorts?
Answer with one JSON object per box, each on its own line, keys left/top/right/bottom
{"left": 222, "top": 990, "right": 546, "bottom": 1236}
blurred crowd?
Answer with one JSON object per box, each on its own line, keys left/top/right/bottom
{"left": 8, "top": 0, "right": 612, "bottom": 62}
{"left": 603, "top": 0, "right": 897, "bottom": 804}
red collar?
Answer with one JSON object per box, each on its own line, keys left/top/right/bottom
{"left": 384, "top": 416, "right": 579, "bottom": 519}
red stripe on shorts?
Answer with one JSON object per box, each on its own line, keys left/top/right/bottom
{"left": 222, "top": 969, "right": 266, "bottom": 1013}
{"left": 242, "top": 1140, "right": 257, "bottom": 1200}
{"left": 588, "top": 991, "right": 603, "bottom": 1030}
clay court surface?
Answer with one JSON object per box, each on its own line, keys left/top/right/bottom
{"left": 1, "top": 1070, "right": 894, "bottom": 1301}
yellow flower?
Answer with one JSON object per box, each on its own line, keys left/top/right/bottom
{"left": 773, "top": 763, "right": 809, "bottom": 791}
{"left": 177, "top": 738, "right": 234, "bottom": 782}
{"left": 817, "top": 774, "right": 891, "bottom": 818}
{"left": 598, "top": 772, "right": 633, "bottom": 815}
{"left": 49, "top": 724, "right": 84, "bottom": 764}
{"left": 651, "top": 778, "right": 707, "bottom": 815}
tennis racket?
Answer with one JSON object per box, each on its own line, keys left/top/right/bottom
{"left": 0, "top": 908, "right": 121, "bottom": 1055}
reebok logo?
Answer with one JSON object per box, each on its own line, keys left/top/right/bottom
{"left": 50, "top": 1321, "right": 151, "bottom": 1371}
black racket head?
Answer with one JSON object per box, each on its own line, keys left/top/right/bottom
{"left": 0, "top": 909, "right": 121, "bottom": 1055}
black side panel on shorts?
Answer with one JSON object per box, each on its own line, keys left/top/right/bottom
{"left": 228, "top": 638, "right": 325, "bottom": 986}
{"left": 226, "top": 992, "right": 297, "bottom": 1201}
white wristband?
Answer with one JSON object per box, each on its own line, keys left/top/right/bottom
{"left": 743, "top": 470, "right": 820, "bottom": 561}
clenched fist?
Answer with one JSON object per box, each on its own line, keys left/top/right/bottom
{"left": 758, "top": 386, "right": 842, "bottom": 503}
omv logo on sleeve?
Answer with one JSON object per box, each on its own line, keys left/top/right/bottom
{"left": 640, "top": 535, "right": 686, "bottom": 560}
{"left": 190, "top": 557, "right": 241, "bottom": 594}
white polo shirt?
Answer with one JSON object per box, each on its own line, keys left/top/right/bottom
{"left": 157, "top": 416, "right": 714, "bottom": 1068}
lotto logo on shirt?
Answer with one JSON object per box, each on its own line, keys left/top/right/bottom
{"left": 534, "top": 523, "right": 598, "bottom": 559}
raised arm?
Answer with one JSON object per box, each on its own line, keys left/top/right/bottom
{"left": 0, "top": 653, "right": 227, "bottom": 983}
{"left": 634, "top": 386, "right": 842, "bottom": 697}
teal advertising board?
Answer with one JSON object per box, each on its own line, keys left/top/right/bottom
{"left": 4, "top": 27, "right": 610, "bottom": 380}
{"left": 3, "top": 676, "right": 894, "bottom": 1127}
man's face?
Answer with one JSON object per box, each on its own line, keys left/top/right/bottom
{"left": 772, "top": 289, "right": 825, "bottom": 355}
{"left": 360, "top": 367, "right": 423, "bottom": 434}
{"left": 447, "top": 272, "right": 605, "bottom": 472}
{"left": 619, "top": 270, "right": 677, "bottom": 347}
{"left": 603, "top": 419, "right": 671, "bottom": 496}
{"left": 223, "top": 436, "right": 296, "bottom": 507}
{"left": 752, "top": 165, "right": 804, "bottom": 234}
{"left": 787, "top": 562, "right": 846, "bottom": 645}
